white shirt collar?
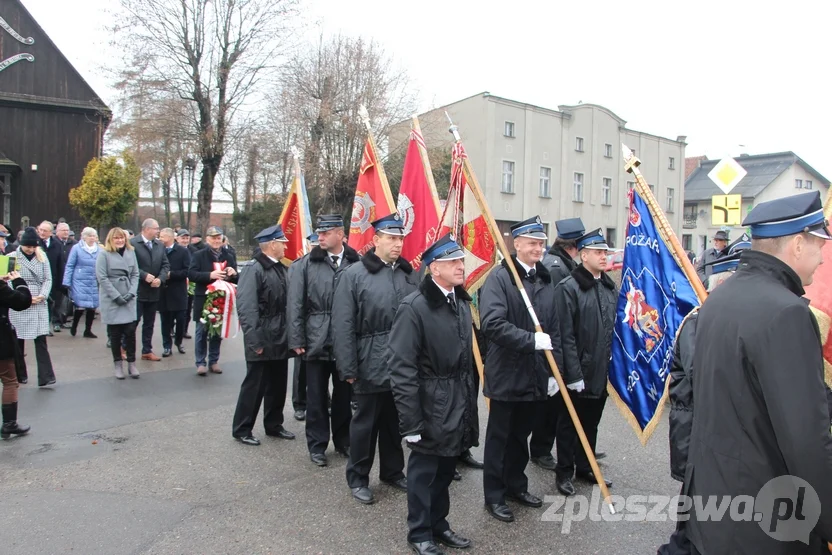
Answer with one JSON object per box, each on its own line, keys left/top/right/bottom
{"left": 432, "top": 279, "right": 454, "bottom": 297}
{"left": 266, "top": 254, "right": 279, "bottom": 264}
{"left": 517, "top": 258, "right": 535, "bottom": 274}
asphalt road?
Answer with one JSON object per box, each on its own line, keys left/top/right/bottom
{"left": 0, "top": 328, "right": 680, "bottom": 554}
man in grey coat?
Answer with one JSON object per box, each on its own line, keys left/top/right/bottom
{"left": 130, "top": 219, "right": 170, "bottom": 361}
{"left": 231, "top": 225, "right": 297, "bottom": 446}
{"left": 694, "top": 229, "right": 728, "bottom": 285}
{"left": 332, "top": 213, "right": 419, "bottom": 505}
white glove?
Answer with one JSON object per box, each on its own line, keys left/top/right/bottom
{"left": 534, "top": 332, "right": 552, "bottom": 351}
{"left": 547, "top": 377, "right": 560, "bottom": 397}
{"left": 567, "top": 379, "right": 585, "bottom": 392}
{"left": 405, "top": 434, "right": 422, "bottom": 443}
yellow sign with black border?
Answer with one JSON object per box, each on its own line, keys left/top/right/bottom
{"left": 712, "top": 194, "right": 742, "bottom": 226}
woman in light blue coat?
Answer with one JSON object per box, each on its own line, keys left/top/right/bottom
{"left": 63, "top": 227, "right": 101, "bottom": 338}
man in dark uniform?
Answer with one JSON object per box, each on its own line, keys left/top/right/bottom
{"left": 158, "top": 228, "right": 191, "bottom": 357}
{"left": 684, "top": 191, "right": 832, "bottom": 555}
{"left": 553, "top": 228, "right": 617, "bottom": 496}
{"left": 130, "top": 219, "right": 170, "bottom": 361}
{"left": 232, "top": 225, "right": 296, "bottom": 446}
{"left": 530, "top": 217, "right": 585, "bottom": 471}
{"left": 290, "top": 232, "right": 322, "bottom": 423}
{"left": 287, "top": 214, "right": 359, "bottom": 467}
{"left": 389, "top": 234, "right": 479, "bottom": 555}
{"left": 55, "top": 222, "right": 76, "bottom": 329}
{"left": 332, "top": 213, "right": 419, "bottom": 505}
{"left": 695, "top": 229, "right": 728, "bottom": 285}
{"left": 175, "top": 229, "right": 194, "bottom": 339}
{"left": 480, "top": 216, "right": 564, "bottom": 523}
{"left": 36, "top": 221, "right": 64, "bottom": 334}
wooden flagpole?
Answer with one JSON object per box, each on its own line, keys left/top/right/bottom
{"left": 448, "top": 113, "right": 614, "bottom": 513}
{"left": 359, "top": 105, "right": 396, "bottom": 212}
{"left": 622, "top": 145, "right": 707, "bottom": 303}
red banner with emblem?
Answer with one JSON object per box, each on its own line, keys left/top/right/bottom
{"left": 348, "top": 138, "right": 396, "bottom": 255}
{"left": 398, "top": 129, "right": 441, "bottom": 270}
{"left": 277, "top": 172, "right": 308, "bottom": 263}
{"left": 803, "top": 196, "right": 832, "bottom": 387}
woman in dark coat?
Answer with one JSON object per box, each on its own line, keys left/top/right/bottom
{"left": 0, "top": 270, "right": 32, "bottom": 439}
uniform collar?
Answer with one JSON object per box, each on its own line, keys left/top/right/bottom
{"left": 736, "top": 250, "right": 805, "bottom": 298}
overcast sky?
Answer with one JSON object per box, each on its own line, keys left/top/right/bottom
{"left": 17, "top": 0, "right": 832, "bottom": 179}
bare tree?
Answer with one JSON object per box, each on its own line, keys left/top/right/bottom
{"left": 113, "top": 0, "right": 301, "bottom": 233}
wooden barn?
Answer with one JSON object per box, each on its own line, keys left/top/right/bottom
{"left": 0, "top": 0, "right": 110, "bottom": 231}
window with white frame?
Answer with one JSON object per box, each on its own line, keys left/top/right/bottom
{"left": 539, "top": 166, "right": 551, "bottom": 198}
{"left": 796, "top": 179, "right": 803, "bottom": 189}
{"left": 504, "top": 121, "right": 515, "bottom": 138}
{"left": 666, "top": 188, "right": 675, "bottom": 212}
{"left": 669, "top": 157, "right": 676, "bottom": 170}
{"left": 573, "top": 172, "right": 584, "bottom": 202}
{"left": 575, "top": 137, "right": 584, "bottom": 152}
{"left": 501, "top": 161, "right": 515, "bottom": 193}
{"left": 648, "top": 184, "right": 655, "bottom": 194}
{"left": 806, "top": 180, "right": 813, "bottom": 190}
{"left": 604, "top": 143, "right": 612, "bottom": 158}
{"left": 602, "top": 177, "right": 612, "bottom": 205}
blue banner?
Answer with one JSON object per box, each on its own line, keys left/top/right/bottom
{"left": 609, "top": 188, "right": 700, "bottom": 443}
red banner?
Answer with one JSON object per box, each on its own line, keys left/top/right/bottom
{"left": 348, "top": 139, "right": 395, "bottom": 255}
{"left": 278, "top": 174, "right": 307, "bottom": 263}
{"left": 398, "top": 132, "right": 440, "bottom": 269}
{"left": 804, "top": 235, "right": 832, "bottom": 386}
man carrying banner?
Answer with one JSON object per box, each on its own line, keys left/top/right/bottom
{"left": 288, "top": 214, "right": 360, "bottom": 467}
{"left": 480, "top": 216, "right": 564, "bottom": 523}
{"left": 531, "top": 217, "right": 585, "bottom": 472}
{"left": 553, "top": 228, "right": 617, "bottom": 497}
{"left": 388, "top": 233, "right": 479, "bottom": 554}
{"left": 684, "top": 191, "right": 832, "bottom": 554}
{"left": 332, "top": 213, "right": 419, "bottom": 505}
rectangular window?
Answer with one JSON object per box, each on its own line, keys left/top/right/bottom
{"left": 606, "top": 228, "right": 617, "bottom": 249}
{"left": 806, "top": 180, "right": 813, "bottom": 190}
{"left": 602, "top": 177, "right": 612, "bottom": 205}
{"left": 669, "top": 157, "right": 676, "bottom": 170}
{"left": 682, "top": 234, "right": 692, "bottom": 251}
{"left": 501, "top": 161, "right": 515, "bottom": 193}
{"left": 539, "top": 166, "right": 551, "bottom": 198}
{"left": 504, "top": 121, "right": 515, "bottom": 137}
{"left": 795, "top": 179, "right": 803, "bottom": 189}
{"left": 666, "top": 188, "right": 675, "bottom": 212}
{"left": 575, "top": 137, "right": 584, "bottom": 152}
{"left": 648, "top": 184, "right": 655, "bottom": 194}
{"left": 604, "top": 143, "right": 612, "bottom": 158}
{"left": 573, "top": 172, "right": 584, "bottom": 202}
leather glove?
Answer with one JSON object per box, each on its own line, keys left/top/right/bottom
{"left": 567, "top": 379, "right": 586, "bottom": 393}
{"left": 534, "top": 332, "right": 552, "bottom": 351}
{"left": 404, "top": 434, "right": 422, "bottom": 443}
{"left": 114, "top": 295, "right": 127, "bottom": 306}
{"left": 547, "top": 377, "right": 560, "bottom": 397}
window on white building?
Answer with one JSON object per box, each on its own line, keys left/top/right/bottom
{"left": 602, "top": 177, "right": 612, "bottom": 205}
{"left": 501, "top": 161, "right": 515, "bottom": 193}
{"left": 575, "top": 137, "right": 584, "bottom": 152}
{"left": 573, "top": 172, "right": 584, "bottom": 202}
{"left": 539, "top": 166, "right": 551, "bottom": 198}
{"left": 504, "top": 121, "right": 515, "bottom": 138}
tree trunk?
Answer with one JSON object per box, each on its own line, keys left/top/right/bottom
{"left": 196, "top": 158, "right": 220, "bottom": 233}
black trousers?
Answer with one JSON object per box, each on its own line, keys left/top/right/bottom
{"left": 657, "top": 484, "right": 691, "bottom": 555}
{"left": 51, "top": 289, "right": 66, "bottom": 325}
{"left": 555, "top": 394, "right": 607, "bottom": 480}
{"left": 346, "top": 391, "right": 405, "bottom": 488}
{"left": 305, "top": 360, "right": 351, "bottom": 454}
{"left": 17, "top": 336, "right": 56, "bottom": 386}
{"left": 292, "top": 358, "right": 307, "bottom": 411}
{"left": 160, "top": 310, "right": 187, "bottom": 350}
{"left": 529, "top": 394, "right": 559, "bottom": 458}
{"left": 232, "top": 359, "right": 288, "bottom": 438}
{"left": 407, "top": 451, "right": 456, "bottom": 543}
{"left": 135, "top": 300, "right": 158, "bottom": 354}
{"left": 108, "top": 322, "right": 137, "bottom": 363}
{"left": 483, "top": 400, "right": 537, "bottom": 504}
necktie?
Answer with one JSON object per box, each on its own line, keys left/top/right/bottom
{"left": 331, "top": 255, "right": 339, "bottom": 267}
{"left": 146, "top": 241, "right": 153, "bottom": 251}
{"left": 527, "top": 268, "right": 536, "bottom": 281}
{"left": 447, "top": 292, "right": 456, "bottom": 311}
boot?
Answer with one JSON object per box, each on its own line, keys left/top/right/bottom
{"left": 114, "top": 360, "right": 125, "bottom": 380}
{"left": 83, "top": 310, "right": 97, "bottom": 338}
{"left": 70, "top": 310, "right": 82, "bottom": 337}
{"left": 1, "top": 403, "right": 30, "bottom": 439}
{"left": 127, "top": 362, "right": 140, "bottom": 379}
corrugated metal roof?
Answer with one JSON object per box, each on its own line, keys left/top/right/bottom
{"left": 684, "top": 152, "right": 829, "bottom": 202}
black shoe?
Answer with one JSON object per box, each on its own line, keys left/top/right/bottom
{"left": 433, "top": 529, "right": 471, "bottom": 549}
{"left": 83, "top": 331, "right": 98, "bottom": 339}
{"left": 310, "top": 452, "right": 327, "bottom": 467}
{"left": 458, "top": 450, "right": 484, "bottom": 469}
{"left": 265, "top": 426, "right": 295, "bottom": 440}
{"left": 183, "top": 333, "right": 192, "bottom": 339}
{"left": 595, "top": 451, "right": 606, "bottom": 460}
{"left": 39, "top": 379, "right": 56, "bottom": 388}
{"left": 293, "top": 409, "right": 306, "bottom": 421}
{"left": 351, "top": 486, "right": 374, "bottom": 505}
{"left": 53, "top": 325, "right": 61, "bottom": 333}
{"left": 1, "top": 422, "right": 30, "bottom": 440}
{"left": 556, "top": 477, "right": 576, "bottom": 496}
{"left": 162, "top": 349, "right": 172, "bottom": 358}
{"left": 382, "top": 477, "right": 408, "bottom": 492}
{"left": 235, "top": 435, "right": 260, "bottom": 446}
{"left": 408, "top": 540, "right": 445, "bottom": 555}
{"left": 177, "top": 345, "right": 186, "bottom": 354}
{"left": 507, "top": 491, "right": 543, "bottom": 508}
{"left": 575, "top": 471, "right": 612, "bottom": 488}
{"left": 70, "top": 326, "right": 77, "bottom": 337}
{"left": 530, "top": 454, "right": 557, "bottom": 471}
{"left": 335, "top": 445, "right": 349, "bottom": 458}
{"left": 452, "top": 469, "right": 462, "bottom": 481}
{"left": 18, "top": 378, "right": 27, "bottom": 385}
{"left": 485, "top": 503, "right": 514, "bottom": 522}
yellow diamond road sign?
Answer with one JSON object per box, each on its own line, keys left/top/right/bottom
{"left": 712, "top": 194, "right": 743, "bottom": 226}
{"left": 707, "top": 157, "right": 747, "bottom": 195}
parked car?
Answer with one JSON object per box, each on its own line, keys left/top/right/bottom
{"left": 606, "top": 249, "right": 624, "bottom": 271}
